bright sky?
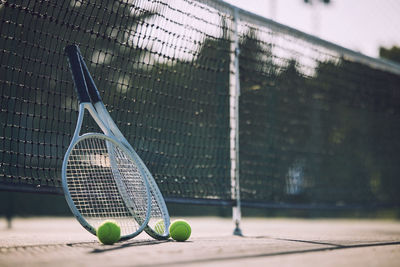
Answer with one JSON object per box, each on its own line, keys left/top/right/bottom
{"left": 224, "top": 0, "right": 400, "bottom": 58}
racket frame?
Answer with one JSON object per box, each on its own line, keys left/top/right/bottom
{"left": 62, "top": 46, "right": 152, "bottom": 240}
{"left": 77, "top": 49, "right": 171, "bottom": 240}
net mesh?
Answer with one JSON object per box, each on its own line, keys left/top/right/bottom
{"left": 1, "top": 0, "right": 400, "bottom": 208}
{"left": 236, "top": 13, "right": 400, "bottom": 207}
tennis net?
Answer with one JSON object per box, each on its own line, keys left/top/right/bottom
{"left": 1, "top": 0, "right": 400, "bottom": 209}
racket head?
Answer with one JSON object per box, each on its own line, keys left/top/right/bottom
{"left": 94, "top": 103, "right": 171, "bottom": 240}
{"left": 66, "top": 44, "right": 170, "bottom": 240}
{"left": 62, "top": 133, "right": 151, "bottom": 240}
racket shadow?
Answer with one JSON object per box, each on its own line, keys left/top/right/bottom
{"left": 90, "top": 239, "right": 172, "bottom": 254}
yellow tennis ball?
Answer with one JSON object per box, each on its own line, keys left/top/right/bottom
{"left": 96, "top": 220, "right": 121, "bottom": 245}
{"left": 154, "top": 219, "right": 169, "bottom": 236}
{"left": 169, "top": 220, "right": 191, "bottom": 242}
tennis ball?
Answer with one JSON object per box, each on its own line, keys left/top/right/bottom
{"left": 169, "top": 220, "right": 191, "bottom": 242}
{"left": 154, "top": 219, "right": 169, "bottom": 236}
{"left": 96, "top": 220, "right": 121, "bottom": 245}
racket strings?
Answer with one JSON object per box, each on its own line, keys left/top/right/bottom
{"left": 66, "top": 136, "right": 149, "bottom": 236}
{"left": 94, "top": 105, "right": 169, "bottom": 237}
{"left": 148, "top": 187, "right": 167, "bottom": 233}
{"left": 111, "top": 145, "right": 149, "bottom": 223}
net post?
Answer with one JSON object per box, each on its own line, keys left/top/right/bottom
{"left": 230, "top": 7, "right": 242, "bottom": 237}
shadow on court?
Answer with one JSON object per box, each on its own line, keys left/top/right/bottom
{"left": 89, "top": 239, "right": 172, "bottom": 254}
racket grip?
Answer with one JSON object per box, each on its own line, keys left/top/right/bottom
{"left": 65, "top": 45, "right": 91, "bottom": 104}
{"left": 79, "top": 53, "right": 102, "bottom": 104}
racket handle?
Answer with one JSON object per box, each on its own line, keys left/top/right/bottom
{"left": 79, "top": 53, "right": 102, "bottom": 104}
{"left": 65, "top": 45, "right": 90, "bottom": 104}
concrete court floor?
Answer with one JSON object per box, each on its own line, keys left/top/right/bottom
{"left": 0, "top": 217, "right": 399, "bottom": 266}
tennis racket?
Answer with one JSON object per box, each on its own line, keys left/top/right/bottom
{"left": 62, "top": 45, "right": 151, "bottom": 240}
{"left": 76, "top": 46, "right": 171, "bottom": 240}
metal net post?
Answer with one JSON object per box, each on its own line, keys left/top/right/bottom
{"left": 230, "top": 7, "right": 242, "bottom": 236}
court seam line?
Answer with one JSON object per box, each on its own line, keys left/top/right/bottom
{"left": 132, "top": 241, "right": 400, "bottom": 267}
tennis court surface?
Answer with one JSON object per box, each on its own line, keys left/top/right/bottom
{"left": 1, "top": 217, "right": 399, "bottom": 267}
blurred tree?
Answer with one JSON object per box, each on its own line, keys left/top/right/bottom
{"left": 0, "top": 0, "right": 159, "bottom": 189}
{"left": 302, "top": 0, "right": 331, "bottom": 35}
{"left": 237, "top": 28, "right": 278, "bottom": 202}
{"left": 309, "top": 57, "right": 400, "bottom": 206}
{"left": 127, "top": 17, "right": 232, "bottom": 200}
{"left": 273, "top": 59, "right": 310, "bottom": 203}
{"left": 379, "top": 46, "right": 400, "bottom": 64}
{"left": 304, "top": 0, "right": 330, "bottom": 4}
